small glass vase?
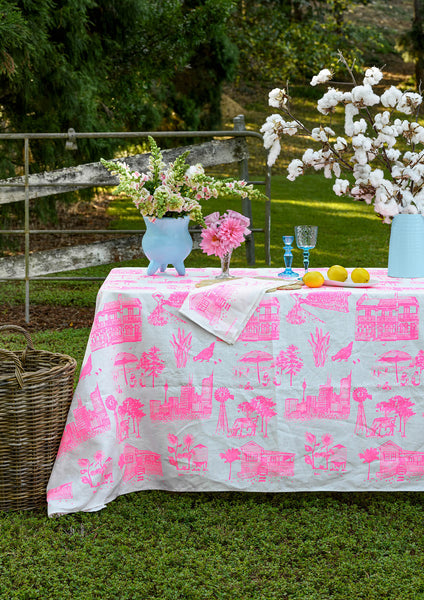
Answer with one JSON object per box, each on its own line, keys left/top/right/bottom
{"left": 216, "top": 250, "right": 233, "bottom": 279}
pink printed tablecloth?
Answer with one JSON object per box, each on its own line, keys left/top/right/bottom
{"left": 47, "top": 267, "right": 424, "bottom": 515}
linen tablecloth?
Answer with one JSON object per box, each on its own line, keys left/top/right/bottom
{"left": 47, "top": 267, "right": 424, "bottom": 515}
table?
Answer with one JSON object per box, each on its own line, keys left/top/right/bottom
{"left": 47, "top": 267, "right": 424, "bottom": 515}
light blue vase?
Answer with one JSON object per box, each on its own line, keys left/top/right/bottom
{"left": 142, "top": 216, "right": 193, "bottom": 276}
{"left": 388, "top": 213, "right": 424, "bottom": 278}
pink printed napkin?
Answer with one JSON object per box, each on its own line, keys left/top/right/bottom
{"left": 179, "top": 278, "right": 272, "bottom": 344}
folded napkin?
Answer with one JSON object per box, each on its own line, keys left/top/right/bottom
{"left": 179, "top": 277, "right": 275, "bottom": 344}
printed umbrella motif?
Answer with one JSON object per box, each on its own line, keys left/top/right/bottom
{"left": 238, "top": 350, "right": 273, "bottom": 384}
{"left": 114, "top": 352, "right": 138, "bottom": 385}
{"left": 377, "top": 350, "right": 412, "bottom": 382}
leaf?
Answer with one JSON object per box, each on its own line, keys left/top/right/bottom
{"left": 305, "top": 432, "right": 316, "bottom": 446}
{"left": 168, "top": 434, "right": 179, "bottom": 445}
{"left": 304, "top": 445, "right": 313, "bottom": 453}
{"left": 304, "top": 455, "right": 313, "bottom": 466}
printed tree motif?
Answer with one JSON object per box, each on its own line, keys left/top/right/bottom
{"left": 393, "top": 395, "right": 415, "bottom": 437}
{"left": 414, "top": 350, "right": 424, "bottom": 380}
{"left": 119, "top": 397, "right": 145, "bottom": 437}
{"left": 168, "top": 434, "right": 183, "bottom": 468}
{"left": 274, "top": 345, "right": 303, "bottom": 385}
{"left": 359, "top": 448, "right": 379, "bottom": 480}
{"left": 140, "top": 346, "right": 165, "bottom": 387}
{"left": 220, "top": 447, "right": 241, "bottom": 480}
{"left": 308, "top": 328, "right": 330, "bottom": 367}
{"left": 215, "top": 387, "right": 233, "bottom": 435}
{"left": 170, "top": 328, "right": 192, "bottom": 368}
{"left": 238, "top": 400, "right": 257, "bottom": 419}
{"left": 78, "top": 451, "right": 112, "bottom": 489}
{"left": 252, "top": 396, "right": 277, "bottom": 438}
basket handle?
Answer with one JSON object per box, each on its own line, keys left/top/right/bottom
{"left": 0, "top": 325, "right": 34, "bottom": 388}
{"left": 0, "top": 324, "right": 35, "bottom": 350}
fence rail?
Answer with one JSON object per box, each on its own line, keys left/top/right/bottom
{"left": 0, "top": 117, "right": 271, "bottom": 322}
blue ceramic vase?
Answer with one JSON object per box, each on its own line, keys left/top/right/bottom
{"left": 142, "top": 216, "right": 193, "bottom": 276}
{"left": 388, "top": 213, "right": 424, "bottom": 278}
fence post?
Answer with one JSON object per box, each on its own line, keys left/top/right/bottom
{"left": 233, "top": 114, "right": 255, "bottom": 265}
{"left": 24, "top": 137, "right": 30, "bottom": 323}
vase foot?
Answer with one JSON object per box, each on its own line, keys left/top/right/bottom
{"left": 172, "top": 261, "right": 186, "bottom": 276}
{"left": 147, "top": 260, "right": 162, "bottom": 275}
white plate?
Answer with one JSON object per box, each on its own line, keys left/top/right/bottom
{"left": 323, "top": 278, "right": 377, "bottom": 288}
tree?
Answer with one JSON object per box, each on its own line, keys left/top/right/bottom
{"left": 220, "top": 447, "right": 241, "bottom": 480}
{"left": 359, "top": 447, "right": 379, "bottom": 480}
{"left": 0, "top": 0, "right": 238, "bottom": 178}
{"left": 398, "top": 0, "right": 424, "bottom": 89}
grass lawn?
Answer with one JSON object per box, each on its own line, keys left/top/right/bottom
{"left": 0, "top": 172, "right": 420, "bottom": 600}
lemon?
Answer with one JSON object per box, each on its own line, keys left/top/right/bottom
{"left": 303, "top": 271, "right": 325, "bottom": 288}
{"left": 327, "top": 265, "right": 348, "bottom": 282}
{"left": 351, "top": 267, "right": 370, "bottom": 283}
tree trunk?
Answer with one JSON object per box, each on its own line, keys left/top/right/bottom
{"left": 414, "top": 0, "right": 424, "bottom": 89}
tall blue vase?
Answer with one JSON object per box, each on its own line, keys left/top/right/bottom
{"left": 142, "top": 216, "right": 193, "bottom": 276}
{"left": 388, "top": 213, "right": 424, "bottom": 278}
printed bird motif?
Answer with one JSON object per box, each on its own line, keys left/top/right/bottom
{"left": 193, "top": 342, "right": 215, "bottom": 362}
{"left": 331, "top": 341, "right": 353, "bottom": 362}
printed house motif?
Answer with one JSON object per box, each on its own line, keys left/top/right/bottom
{"left": 238, "top": 441, "right": 295, "bottom": 480}
{"left": 356, "top": 294, "right": 419, "bottom": 341}
{"left": 118, "top": 444, "right": 163, "bottom": 482}
{"left": 376, "top": 440, "right": 424, "bottom": 481}
{"left": 150, "top": 375, "right": 213, "bottom": 421}
{"left": 239, "top": 297, "right": 280, "bottom": 341}
{"left": 285, "top": 374, "right": 351, "bottom": 420}
{"left": 90, "top": 295, "right": 142, "bottom": 351}
{"left": 57, "top": 384, "right": 111, "bottom": 457}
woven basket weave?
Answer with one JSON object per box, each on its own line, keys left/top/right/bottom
{"left": 0, "top": 324, "right": 76, "bottom": 511}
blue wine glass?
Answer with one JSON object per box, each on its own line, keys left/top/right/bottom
{"left": 278, "top": 235, "right": 300, "bottom": 279}
{"left": 294, "top": 225, "right": 318, "bottom": 273}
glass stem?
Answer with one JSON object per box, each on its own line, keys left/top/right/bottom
{"left": 303, "top": 249, "right": 310, "bottom": 272}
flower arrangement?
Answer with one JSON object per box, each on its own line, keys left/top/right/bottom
{"left": 200, "top": 210, "right": 251, "bottom": 258}
{"left": 101, "top": 136, "right": 265, "bottom": 227}
{"left": 261, "top": 52, "right": 424, "bottom": 223}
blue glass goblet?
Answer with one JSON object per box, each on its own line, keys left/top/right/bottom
{"left": 278, "top": 235, "right": 300, "bottom": 279}
{"left": 294, "top": 225, "right": 318, "bottom": 273}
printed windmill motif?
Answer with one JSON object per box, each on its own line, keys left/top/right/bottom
{"left": 57, "top": 384, "right": 111, "bottom": 457}
{"left": 150, "top": 375, "right": 213, "bottom": 421}
{"left": 118, "top": 444, "right": 163, "bottom": 482}
{"left": 285, "top": 374, "right": 351, "bottom": 420}
{"left": 360, "top": 441, "right": 424, "bottom": 482}
{"left": 355, "top": 294, "right": 419, "bottom": 341}
{"left": 167, "top": 434, "right": 208, "bottom": 474}
{"left": 238, "top": 296, "right": 280, "bottom": 341}
{"left": 304, "top": 432, "right": 347, "bottom": 473}
{"left": 353, "top": 386, "right": 416, "bottom": 438}
{"left": 90, "top": 295, "right": 142, "bottom": 351}
{"left": 223, "top": 441, "right": 295, "bottom": 482}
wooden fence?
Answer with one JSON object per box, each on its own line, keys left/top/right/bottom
{"left": 0, "top": 117, "right": 271, "bottom": 321}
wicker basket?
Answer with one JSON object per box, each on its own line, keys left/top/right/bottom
{"left": 0, "top": 324, "right": 76, "bottom": 511}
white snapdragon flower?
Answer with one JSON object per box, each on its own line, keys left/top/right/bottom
{"left": 363, "top": 66, "right": 383, "bottom": 86}
{"left": 317, "top": 88, "right": 344, "bottom": 115}
{"left": 380, "top": 86, "right": 402, "bottom": 108}
{"left": 351, "top": 84, "right": 380, "bottom": 108}
{"left": 397, "top": 92, "right": 422, "bottom": 115}
{"left": 287, "top": 159, "right": 304, "bottom": 181}
{"left": 310, "top": 68, "right": 333, "bottom": 86}
{"left": 185, "top": 164, "right": 205, "bottom": 178}
{"left": 268, "top": 88, "right": 288, "bottom": 108}
{"left": 333, "top": 179, "right": 350, "bottom": 195}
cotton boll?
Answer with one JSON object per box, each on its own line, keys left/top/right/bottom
{"left": 385, "top": 149, "right": 401, "bottom": 162}
{"left": 397, "top": 92, "right": 423, "bottom": 115}
{"left": 267, "top": 139, "right": 281, "bottom": 166}
{"left": 333, "top": 162, "right": 341, "bottom": 177}
{"left": 334, "top": 137, "right": 348, "bottom": 151}
{"left": 287, "top": 159, "right": 304, "bottom": 181}
{"left": 333, "top": 179, "right": 350, "bottom": 195}
{"left": 344, "top": 103, "right": 359, "bottom": 137}
{"left": 351, "top": 84, "right": 380, "bottom": 107}
{"left": 268, "top": 88, "right": 288, "bottom": 108}
{"left": 310, "top": 69, "right": 333, "bottom": 86}
{"left": 363, "top": 66, "right": 383, "bottom": 86}
{"left": 381, "top": 86, "right": 403, "bottom": 108}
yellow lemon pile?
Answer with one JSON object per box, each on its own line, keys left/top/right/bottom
{"left": 327, "top": 265, "right": 370, "bottom": 284}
